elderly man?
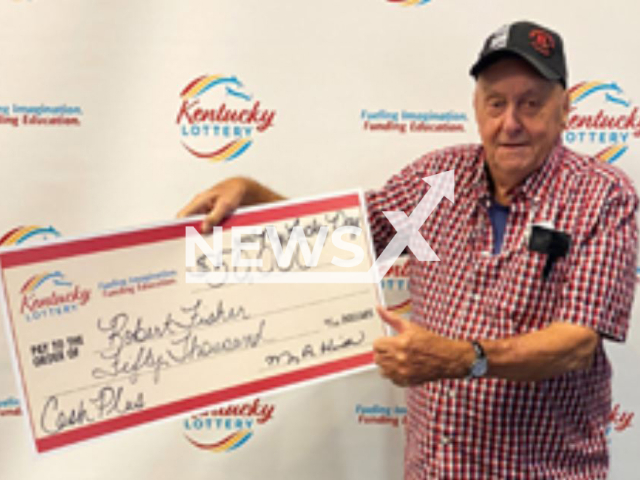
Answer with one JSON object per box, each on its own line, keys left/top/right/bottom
{"left": 179, "top": 21, "right": 638, "bottom": 479}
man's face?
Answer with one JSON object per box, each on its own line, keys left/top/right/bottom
{"left": 474, "top": 57, "right": 568, "bottom": 186}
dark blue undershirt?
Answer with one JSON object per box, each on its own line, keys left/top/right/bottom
{"left": 488, "top": 200, "right": 510, "bottom": 255}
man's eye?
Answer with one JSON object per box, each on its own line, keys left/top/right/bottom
{"left": 524, "top": 99, "right": 540, "bottom": 110}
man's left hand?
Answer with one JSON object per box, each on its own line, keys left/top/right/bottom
{"left": 373, "top": 305, "right": 473, "bottom": 387}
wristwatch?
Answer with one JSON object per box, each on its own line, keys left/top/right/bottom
{"left": 467, "top": 340, "right": 488, "bottom": 379}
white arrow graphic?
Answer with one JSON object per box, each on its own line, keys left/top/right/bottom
{"left": 369, "top": 169, "right": 455, "bottom": 279}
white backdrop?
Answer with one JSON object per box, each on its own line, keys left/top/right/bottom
{"left": 0, "top": 1, "right": 638, "bottom": 478}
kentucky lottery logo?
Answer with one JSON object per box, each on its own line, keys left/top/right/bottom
{"left": 177, "top": 75, "right": 276, "bottom": 162}
{"left": 564, "top": 81, "right": 640, "bottom": 163}
{"left": 183, "top": 398, "right": 275, "bottom": 453}
{"left": 19, "top": 271, "right": 91, "bottom": 322}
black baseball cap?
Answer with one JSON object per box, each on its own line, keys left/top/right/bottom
{"left": 470, "top": 21, "right": 567, "bottom": 87}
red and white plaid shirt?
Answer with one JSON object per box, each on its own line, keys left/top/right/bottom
{"left": 366, "top": 143, "right": 638, "bottom": 480}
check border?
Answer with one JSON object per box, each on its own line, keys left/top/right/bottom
{"left": 0, "top": 191, "right": 382, "bottom": 454}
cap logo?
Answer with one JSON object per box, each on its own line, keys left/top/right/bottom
{"left": 489, "top": 25, "right": 509, "bottom": 51}
{"left": 529, "top": 28, "right": 555, "bottom": 57}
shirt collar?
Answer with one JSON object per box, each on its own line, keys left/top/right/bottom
{"left": 511, "top": 141, "right": 563, "bottom": 203}
{"left": 472, "top": 141, "right": 564, "bottom": 206}
{"left": 471, "top": 149, "right": 491, "bottom": 203}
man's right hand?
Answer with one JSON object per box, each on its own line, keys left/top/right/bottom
{"left": 177, "top": 177, "right": 284, "bottom": 232}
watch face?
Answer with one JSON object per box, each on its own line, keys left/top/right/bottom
{"left": 469, "top": 341, "right": 487, "bottom": 378}
{"left": 471, "top": 357, "right": 488, "bottom": 378}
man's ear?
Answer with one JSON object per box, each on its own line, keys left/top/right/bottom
{"left": 472, "top": 84, "right": 481, "bottom": 124}
{"left": 561, "top": 87, "right": 570, "bottom": 128}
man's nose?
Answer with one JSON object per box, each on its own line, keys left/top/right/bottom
{"left": 502, "top": 104, "right": 523, "bottom": 136}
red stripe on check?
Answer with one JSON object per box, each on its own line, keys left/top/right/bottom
{"left": 0, "top": 194, "right": 360, "bottom": 268}
{"left": 35, "top": 351, "right": 373, "bottom": 452}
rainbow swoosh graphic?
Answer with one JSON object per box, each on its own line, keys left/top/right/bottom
{"left": 388, "top": 0, "right": 431, "bottom": 5}
{"left": 181, "top": 140, "right": 253, "bottom": 163}
{"left": 568, "top": 81, "right": 627, "bottom": 106}
{"left": 180, "top": 74, "right": 253, "bottom": 163}
{"left": 0, "top": 226, "right": 60, "bottom": 246}
{"left": 185, "top": 430, "right": 253, "bottom": 453}
{"left": 594, "top": 144, "right": 628, "bottom": 163}
{"left": 181, "top": 75, "right": 249, "bottom": 101}
{"left": 20, "top": 271, "right": 71, "bottom": 294}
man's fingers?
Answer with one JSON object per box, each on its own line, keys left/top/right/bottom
{"left": 373, "top": 334, "right": 399, "bottom": 354}
{"left": 177, "top": 189, "right": 241, "bottom": 233}
{"left": 373, "top": 337, "right": 386, "bottom": 353}
{"left": 177, "top": 193, "right": 213, "bottom": 219}
{"left": 374, "top": 340, "right": 413, "bottom": 388}
{"left": 202, "top": 205, "right": 227, "bottom": 233}
{"left": 375, "top": 361, "right": 409, "bottom": 387}
{"left": 373, "top": 353, "right": 394, "bottom": 377}
{"left": 373, "top": 309, "right": 420, "bottom": 388}
{"left": 202, "top": 197, "right": 240, "bottom": 232}
{"left": 176, "top": 204, "right": 194, "bottom": 219}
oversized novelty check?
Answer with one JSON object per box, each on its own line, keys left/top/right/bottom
{"left": 0, "top": 192, "right": 385, "bottom": 453}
